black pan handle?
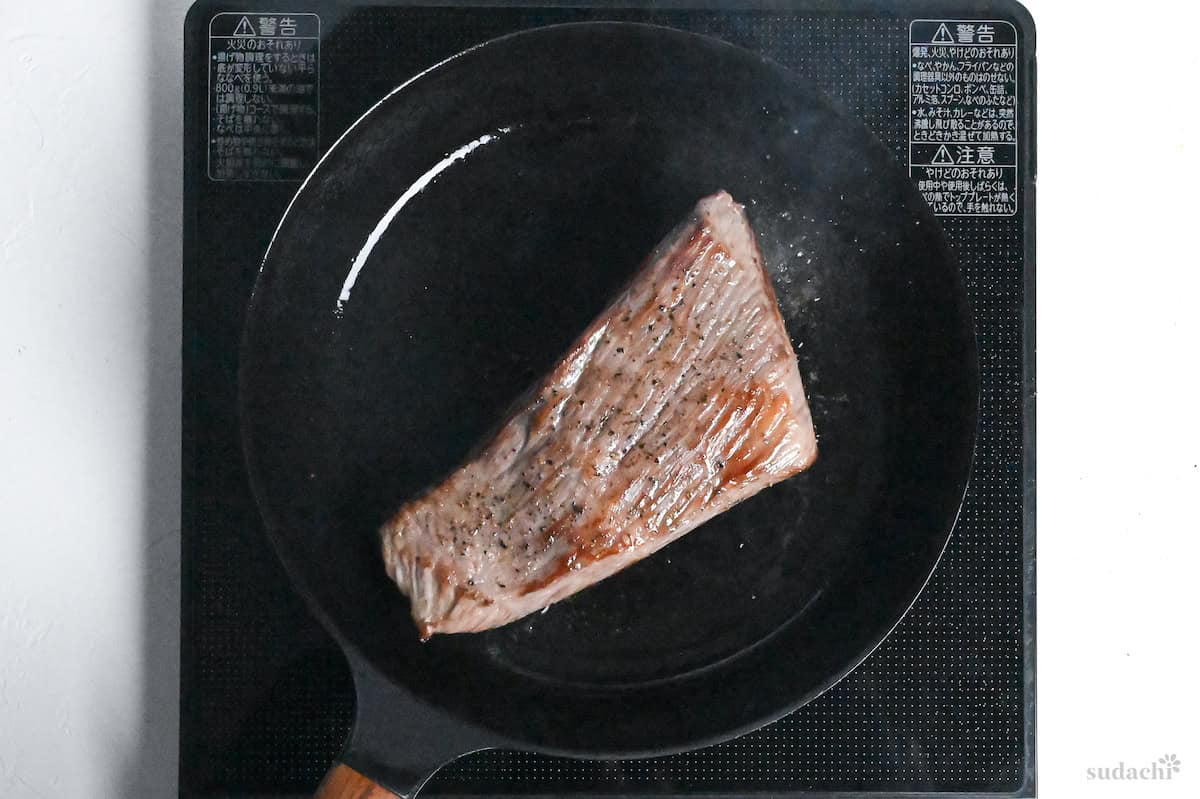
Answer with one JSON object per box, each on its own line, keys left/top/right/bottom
{"left": 318, "top": 654, "right": 496, "bottom": 798}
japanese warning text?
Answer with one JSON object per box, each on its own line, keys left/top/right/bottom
{"left": 208, "top": 13, "right": 320, "bottom": 181}
{"left": 909, "top": 20, "right": 1018, "bottom": 216}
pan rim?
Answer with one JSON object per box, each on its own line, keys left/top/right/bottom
{"left": 238, "top": 18, "right": 981, "bottom": 759}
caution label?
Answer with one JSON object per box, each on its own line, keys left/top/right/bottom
{"left": 207, "top": 12, "right": 320, "bottom": 181}
{"left": 909, "top": 20, "right": 1018, "bottom": 216}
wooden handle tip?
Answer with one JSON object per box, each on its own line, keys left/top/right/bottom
{"left": 314, "top": 762, "right": 401, "bottom": 799}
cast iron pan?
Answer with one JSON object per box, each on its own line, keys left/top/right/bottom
{"left": 239, "top": 22, "right": 979, "bottom": 799}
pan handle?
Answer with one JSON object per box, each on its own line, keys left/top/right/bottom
{"left": 317, "top": 654, "right": 497, "bottom": 798}
{"left": 315, "top": 763, "right": 404, "bottom": 798}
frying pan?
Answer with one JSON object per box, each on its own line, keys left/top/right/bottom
{"left": 239, "top": 22, "right": 979, "bottom": 799}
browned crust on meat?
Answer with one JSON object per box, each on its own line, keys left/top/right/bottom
{"left": 381, "top": 191, "right": 818, "bottom": 637}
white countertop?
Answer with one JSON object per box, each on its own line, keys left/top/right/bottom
{"left": 2, "top": 1, "right": 1198, "bottom": 797}
{"left": 2, "top": 1, "right": 189, "bottom": 796}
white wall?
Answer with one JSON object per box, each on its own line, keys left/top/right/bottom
{"left": 1, "top": 2, "right": 190, "bottom": 797}
{"left": 1036, "top": 1, "right": 1200, "bottom": 795}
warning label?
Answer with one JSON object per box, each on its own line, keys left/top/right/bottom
{"left": 207, "top": 12, "right": 320, "bottom": 181}
{"left": 909, "top": 20, "right": 1018, "bottom": 216}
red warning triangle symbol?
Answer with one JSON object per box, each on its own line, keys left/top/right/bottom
{"left": 232, "top": 16, "right": 256, "bottom": 36}
{"left": 931, "top": 23, "right": 954, "bottom": 43}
